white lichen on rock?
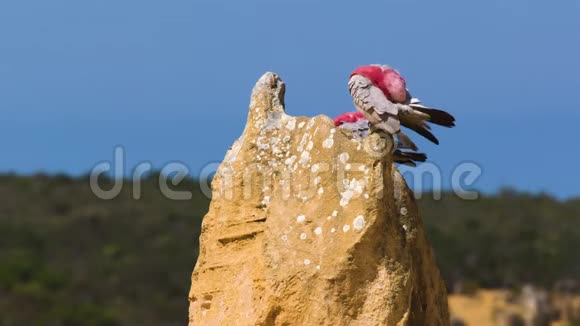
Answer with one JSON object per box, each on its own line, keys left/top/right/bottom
{"left": 322, "top": 138, "right": 334, "bottom": 149}
{"left": 353, "top": 215, "right": 366, "bottom": 231}
{"left": 339, "top": 178, "right": 367, "bottom": 207}
{"left": 286, "top": 118, "right": 296, "bottom": 130}
{"left": 285, "top": 155, "right": 297, "bottom": 165}
{"left": 311, "top": 164, "right": 320, "bottom": 173}
{"left": 338, "top": 152, "right": 350, "bottom": 164}
{"left": 299, "top": 151, "right": 310, "bottom": 166}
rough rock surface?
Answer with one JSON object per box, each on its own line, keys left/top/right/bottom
{"left": 188, "top": 72, "right": 450, "bottom": 326}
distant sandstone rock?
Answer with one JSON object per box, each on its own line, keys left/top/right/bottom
{"left": 188, "top": 72, "right": 450, "bottom": 326}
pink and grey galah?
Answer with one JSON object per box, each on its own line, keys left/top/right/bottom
{"left": 348, "top": 64, "right": 455, "bottom": 151}
{"left": 334, "top": 111, "right": 427, "bottom": 167}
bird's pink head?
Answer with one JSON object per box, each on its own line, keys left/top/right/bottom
{"left": 350, "top": 65, "right": 407, "bottom": 103}
{"left": 333, "top": 111, "right": 365, "bottom": 126}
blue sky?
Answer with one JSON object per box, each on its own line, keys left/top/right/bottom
{"left": 0, "top": 1, "right": 579, "bottom": 198}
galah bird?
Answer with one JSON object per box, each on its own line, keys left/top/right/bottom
{"left": 348, "top": 64, "right": 455, "bottom": 151}
{"left": 334, "top": 111, "right": 427, "bottom": 166}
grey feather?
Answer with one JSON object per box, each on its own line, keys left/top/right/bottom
{"left": 348, "top": 75, "right": 400, "bottom": 134}
{"left": 339, "top": 120, "right": 370, "bottom": 140}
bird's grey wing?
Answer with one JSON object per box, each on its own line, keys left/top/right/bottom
{"left": 348, "top": 75, "right": 400, "bottom": 134}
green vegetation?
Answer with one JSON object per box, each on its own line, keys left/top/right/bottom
{"left": 0, "top": 174, "right": 207, "bottom": 325}
{"left": 0, "top": 174, "right": 578, "bottom": 325}
{"left": 421, "top": 189, "right": 580, "bottom": 290}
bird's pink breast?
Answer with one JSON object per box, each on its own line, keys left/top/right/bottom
{"left": 383, "top": 70, "right": 407, "bottom": 103}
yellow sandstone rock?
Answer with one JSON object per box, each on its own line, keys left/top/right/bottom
{"left": 188, "top": 72, "right": 449, "bottom": 326}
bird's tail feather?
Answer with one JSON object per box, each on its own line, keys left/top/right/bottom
{"left": 395, "top": 131, "right": 418, "bottom": 151}
{"left": 394, "top": 150, "right": 427, "bottom": 166}
{"left": 410, "top": 104, "right": 456, "bottom": 128}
